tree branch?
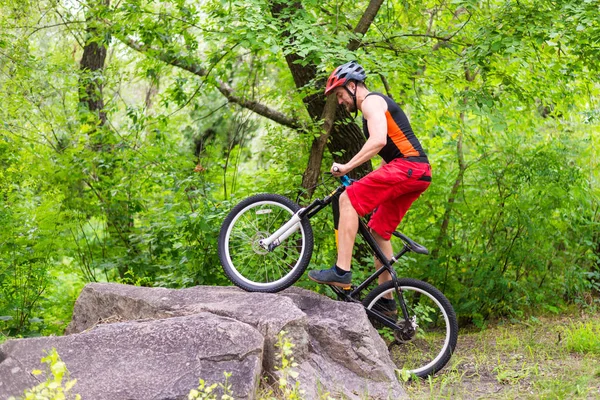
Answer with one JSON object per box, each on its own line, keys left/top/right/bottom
{"left": 120, "top": 36, "right": 306, "bottom": 132}
{"left": 379, "top": 73, "right": 393, "bottom": 99}
{"left": 348, "top": 0, "right": 385, "bottom": 51}
{"left": 292, "top": 0, "right": 385, "bottom": 192}
{"left": 363, "top": 11, "right": 473, "bottom": 50}
{"left": 300, "top": 95, "right": 337, "bottom": 199}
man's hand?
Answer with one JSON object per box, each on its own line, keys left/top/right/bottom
{"left": 331, "top": 163, "right": 350, "bottom": 177}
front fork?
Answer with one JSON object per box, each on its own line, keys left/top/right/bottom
{"left": 258, "top": 185, "right": 345, "bottom": 252}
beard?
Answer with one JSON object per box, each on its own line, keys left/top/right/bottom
{"left": 345, "top": 101, "right": 356, "bottom": 113}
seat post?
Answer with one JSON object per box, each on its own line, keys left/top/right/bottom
{"left": 390, "top": 246, "right": 410, "bottom": 265}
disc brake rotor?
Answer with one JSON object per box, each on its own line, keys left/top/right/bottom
{"left": 251, "top": 232, "right": 270, "bottom": 255}
{"left": 393, "top": 317, "right": 418, "bottom": 343}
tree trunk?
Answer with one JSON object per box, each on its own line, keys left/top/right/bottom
{"left": 432, "top": 128, "right": 465, "bottom": 259}
{"left": 593, "top": 205, "right": 600, "bottom": 280}
{"left": 79, "top": 0, "right": 110, "bottom": 129}
{"left": 79, "top": 0, "right": 133, "bottom": 280}
{"left": 433, "top": 69, "right": 476, "bottom": 258}
{"left": 271, "top": 0, "right": 384, "bottom": 194}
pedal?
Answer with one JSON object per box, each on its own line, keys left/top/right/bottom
{"left": 329, "top": 284, "right": 355, "bottom": 298}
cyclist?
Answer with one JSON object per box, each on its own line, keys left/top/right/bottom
{"left": 308, "top": 61, "right": 432, "bottom": 313}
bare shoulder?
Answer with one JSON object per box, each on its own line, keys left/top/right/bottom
{"left": 362, "top": 94, "right": 388, "bottom": 119}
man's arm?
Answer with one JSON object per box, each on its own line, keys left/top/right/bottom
{"left": 332, "top": 95, "right": 388, "bottom": 176}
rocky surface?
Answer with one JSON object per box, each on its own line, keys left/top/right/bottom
{"left": 0, "top": 313, "right": 263, "bottom": 399}
{"left": 0, "top": 283, "right": 405, "bottom": 399}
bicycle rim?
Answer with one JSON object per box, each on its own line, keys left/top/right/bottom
{"left": 222, "top": 199, "right": 309, "bottom": 290}
{"left": 365, "top": 281, "right": 456, "bottom": 377}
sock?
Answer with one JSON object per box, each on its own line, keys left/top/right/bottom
{"left": 334, "top": 265, "right": 350, "bottom": 276}
{"left": 379, "top": 297, "right": 396, "bottom": 306}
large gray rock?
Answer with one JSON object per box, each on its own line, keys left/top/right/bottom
{"left": 0, "top": 313, "right": 263, "bottom": 400}
{"left": 280, "top": 289, "right": 401, "bottom": 399}
{"left": 66, "top": 284, "right": 309, "bottom": 375}
{"left": 66, "top": 283, "right": 405, "bottom": 399}
{"left": 3, "top": 283, "right": 406, "bottom": 399}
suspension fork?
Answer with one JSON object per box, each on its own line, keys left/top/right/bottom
{"left": 258, "top": 187, "right": 343, "bottom": 251}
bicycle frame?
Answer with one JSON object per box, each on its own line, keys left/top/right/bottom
{"left": 220, "top": 183, "right": 458, "bottom": 378}
{"left": 261, "top": 179, "right": 416, "bottom": 327}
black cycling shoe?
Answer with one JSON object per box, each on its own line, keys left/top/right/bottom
{"left": 374, "top": 297, "right": 398, "bottom": 319}
{"left": 308, "top": 267, "right": 352, "bottom": 289}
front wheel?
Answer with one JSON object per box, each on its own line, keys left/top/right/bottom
{"left": 363, "top": 278, "right": 458, "bottom": 378}
{"left": 218, "top": 194, "right": 314, "bottom": 292}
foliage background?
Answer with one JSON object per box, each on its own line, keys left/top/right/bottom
{"left": 0, "top": 0, "right": 598, "bottom": 337}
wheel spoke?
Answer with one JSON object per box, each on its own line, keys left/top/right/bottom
{"left": 363, "top": 281, "right": 457, "bottom": 378}
{"left": 220, "top": 196, "right": 312, "bottom": 291}
{"left": 266, "top": 207, "right": 287, "bottom": 233}
{"left": 239, "top": 212, "right": 259, "bottom": 233}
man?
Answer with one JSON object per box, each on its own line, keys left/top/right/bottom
{"left": 308, "top": 61, "right": 431, "bottom": 311}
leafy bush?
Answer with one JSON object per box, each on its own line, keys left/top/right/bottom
{"left": 8, "top": 349, "right": 80, "bottom": 400}
{"left": 187, "top": 372, "right": 234, "bottom": 400}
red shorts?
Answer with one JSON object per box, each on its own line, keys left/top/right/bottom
{"left": 346, "top": 159, "right": 431, "bottom": 240}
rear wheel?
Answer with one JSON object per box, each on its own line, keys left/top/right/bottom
{"left": 363, "top": 278, "right": 458, "bottom": 378}
{"left": 218, "top": 194, "right": 313, "bottom": 292}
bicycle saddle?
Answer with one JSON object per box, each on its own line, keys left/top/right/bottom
{"left": 392, "top": 232, "right": 429, "bottom": 255}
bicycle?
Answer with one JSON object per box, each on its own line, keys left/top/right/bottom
{"left": 218, "top": 173, "right": 458, "bottom": 378}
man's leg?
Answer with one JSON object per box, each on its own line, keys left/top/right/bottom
{"left": 308, "top": 162, "right": 403, "bottom": 287}
{"left": 335, "top": 191, "right": 359, "bottom": 272}
{"left": 371, "top": 229, "right": 394, "bottom": 299}
{"left": 368, "top": 185, "right": 431, "bottom": 299}
{"left": 307, "top": 191, "right": 357, "bottom": 287}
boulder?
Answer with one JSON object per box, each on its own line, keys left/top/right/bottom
{"left": 66, "top": 284, "right": 309, "bottom": 376}
{"left": 3, "top": 283, "right": 406, "bottom": 399}
{"left": 280, "top": 288, "right": 402, "bottom": 399}
{"left": 0, "top": 313, "right": 263, "bottom": 399}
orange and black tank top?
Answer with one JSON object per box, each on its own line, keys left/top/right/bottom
{"left": 363, "top": 92, "right": 428, "bottom": 164}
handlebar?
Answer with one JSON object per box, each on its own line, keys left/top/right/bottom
{"left": 330, "top": 167, "right": 353, "bottom": 187}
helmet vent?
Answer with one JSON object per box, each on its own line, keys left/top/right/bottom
{"left": 324, "top": 61, "right": 367, "bottom": 95}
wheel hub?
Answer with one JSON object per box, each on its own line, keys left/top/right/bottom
{"left": 394, "top": 316, "right": 418, "bottom": 343}
{"left": 252, "top": 232, "right": 270, "bottom": 255}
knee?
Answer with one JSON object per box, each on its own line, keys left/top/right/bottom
{"left": 369, "top": 227, "right": 385, "bottom": 241}
{"left": 339, "top": 192, "right": 356, "bottom": 213}
{"left": 370, "top": 228, "right": 387, "bottom": 242}
{"left": 339, "top": 191, "right": 352, "bottom": 208}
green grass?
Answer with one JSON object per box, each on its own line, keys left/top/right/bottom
{"left": 563, "top": 320, "right": 600, "bottom": 354}
{"left": 405, "top": 313, "right": 600, "bottom": 399}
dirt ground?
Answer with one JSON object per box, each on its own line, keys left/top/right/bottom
{"left": 404, "top": 314, "right": 600, "bottom": 399}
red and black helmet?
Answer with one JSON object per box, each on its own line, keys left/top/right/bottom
{"left": 324, "top": 61, "right": 367, "bottom": 95}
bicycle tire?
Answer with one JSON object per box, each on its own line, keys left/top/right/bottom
{"left": 363, "top": 278, "right": 458, "bottom": 378}
{"left": 218, "top": 193, "right": 314, "bottom": 292}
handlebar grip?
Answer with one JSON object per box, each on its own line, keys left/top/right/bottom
{"left": 331, "top": 166, "right": 352, "bottom": 187}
